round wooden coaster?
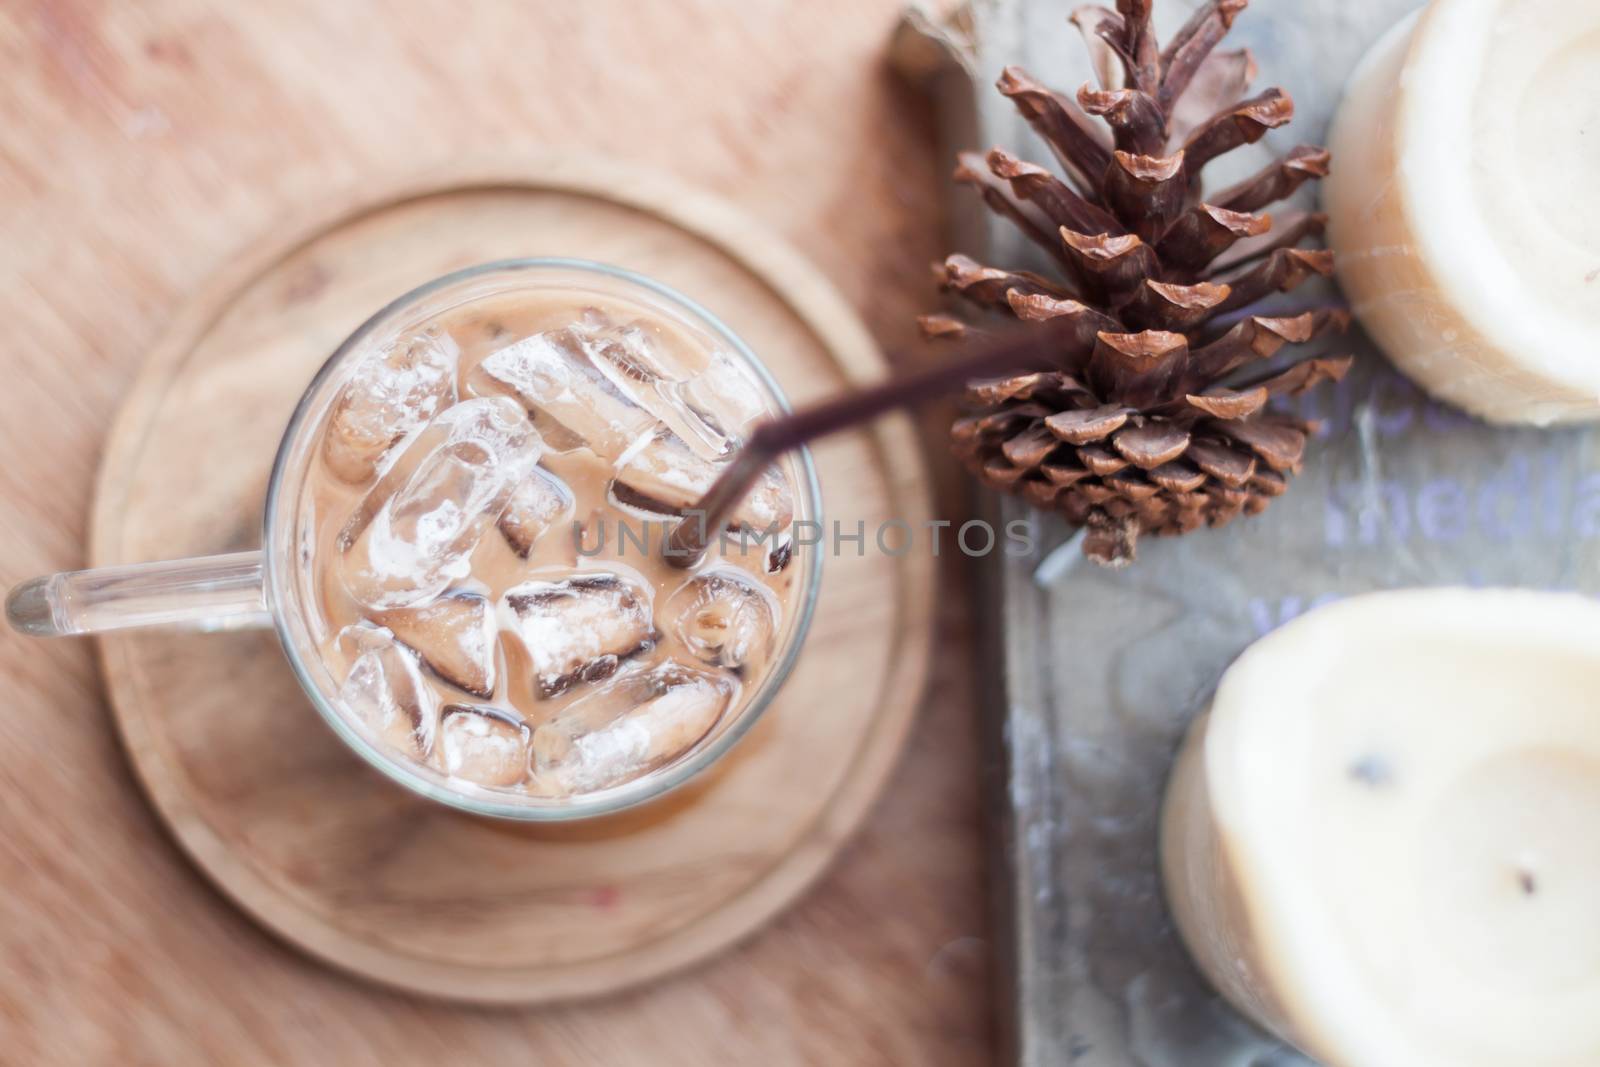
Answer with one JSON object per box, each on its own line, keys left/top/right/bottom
{"left": 90, "top": 158, "right": 935, "bottom": 1004}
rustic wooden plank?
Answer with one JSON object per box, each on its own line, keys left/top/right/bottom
{"left": 0, "top": 1, "right": 989, "bottom": 1062}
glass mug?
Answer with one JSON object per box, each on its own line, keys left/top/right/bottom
{"left": 6, "top": 260, "right": 822, "bottom": 820}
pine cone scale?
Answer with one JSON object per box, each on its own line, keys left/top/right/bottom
{"left": 1111, "top": 422, "right": 1190, "bottom": 468}
{"left": 1044, "top": 405, "right": 1128, "bottom": 444}
{"left": 1149, "top": 461, "right": 1206, "bottom": 493}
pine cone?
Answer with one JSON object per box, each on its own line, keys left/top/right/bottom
{"left": 928, "top": 0, "right": 1352, "bottom": 567}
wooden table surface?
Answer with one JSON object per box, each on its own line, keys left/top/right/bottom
{"left": 0, "top": 2, "right": 987, "bottom": 1064}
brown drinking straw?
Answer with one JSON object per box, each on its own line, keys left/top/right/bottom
{"left": 664, "top": 320, "right": 1083, "bottom": 566}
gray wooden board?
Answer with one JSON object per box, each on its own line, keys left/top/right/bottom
{"left": 896, "top": 1, "right": 1600, "bottom": 1064}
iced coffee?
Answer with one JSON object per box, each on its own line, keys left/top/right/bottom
{"left": 297, "top": 280, "right": 803, "bottom": 798}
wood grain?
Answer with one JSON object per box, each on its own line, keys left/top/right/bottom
{"left": 92, "top": 165, "right": 937, "bottom": 1004}
{"left": 0, "top": 2, "right": 988, "bottom": 1063}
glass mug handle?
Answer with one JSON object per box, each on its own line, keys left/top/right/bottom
{"left": 6, "top": 551, "right": 271, "bottom": 637}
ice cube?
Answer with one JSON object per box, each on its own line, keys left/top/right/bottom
{"left": 501, "top": 571, "right": 657, "bottom": 697}
{"left": 680, "top": 350, "right": 771, "bottom": 448}
{"left": 437, "top": 704, "right": 530, "bottom": 788}
{"left": 336, "top": 625, "right": 440, "bottom": 758}
{"left": 569, "top": 313, "right": 737, "bottom": 459}
{"left": 467, "top": 325, "right": 658, "bottom": 461}
{"left": 664, "top": 567, "right": 778, "bottom": 674}
{"left": 530, "top": 662, "right": 735, "bottom": 795}
{"left": 322, "top": 327, "right": 458, "bottom": 484}
{"left": 497, "top": 467, "right": 575, "bottom": 558}
{"left": 613, "top": 433, "right": 793, "bottom": 534}
{"left": 339, "top": 397, "right": 542, "bottom": 610}
{"left": 375, "top": 590, "right": 498, "bottom": 698}
{"left": 573, "top": 309, "right": 687, "bottom": 382}
{"left": 469, "top": 312, "right": 764, "bottom": 465}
